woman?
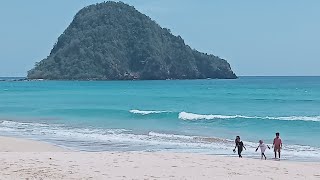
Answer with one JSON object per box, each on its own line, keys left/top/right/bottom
{"left": 233, "top": 136, "right": 246, "bottom": 158}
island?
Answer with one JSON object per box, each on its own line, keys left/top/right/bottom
{"left": 27, "top": 2, "right": 237, "bottom": 80}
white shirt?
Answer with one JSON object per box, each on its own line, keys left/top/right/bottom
{"left": 258, "top": 143, "right": 267, "bottom": 153}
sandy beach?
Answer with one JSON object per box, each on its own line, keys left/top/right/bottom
{"left": 0, "top": 136, "right": 319, "bottom": 180}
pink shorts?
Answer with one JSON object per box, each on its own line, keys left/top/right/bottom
{"left": 274, "top": 147, "right": 281, "bottom": 152}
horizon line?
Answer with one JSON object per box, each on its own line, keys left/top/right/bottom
{"left": 1, "top": 75, "right": 320, "bottom": 78}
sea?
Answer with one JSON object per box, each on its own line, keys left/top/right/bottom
{"left": 0, "top": 76, "right": 319, "bottom": 161}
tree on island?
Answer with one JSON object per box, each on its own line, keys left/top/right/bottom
{"left": 28, "top": 1, "right": 237, "bottom": 80}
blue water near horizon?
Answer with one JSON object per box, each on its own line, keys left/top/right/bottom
{"left": 0, "top": 76, "right": 320, "bottom": 161}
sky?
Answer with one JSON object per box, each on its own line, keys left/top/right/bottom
{"left": 0, "top": 0, "right": 319, "bottom": 77}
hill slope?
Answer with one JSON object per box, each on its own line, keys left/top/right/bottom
{"left": 28, "top": 2, "right": 237, "bottom": 80}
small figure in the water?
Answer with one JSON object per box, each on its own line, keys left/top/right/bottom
{"left": 256, "top": 140, "right": 271, "bottom": 160}
{"left": 233, "top": 136, "right": 246, "bottom": 158}
{"left": 273, "top": 132, "right": 282, "bottom": 159}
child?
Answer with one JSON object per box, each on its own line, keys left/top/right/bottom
{"left": 256, "top": 140, "right": 270, "bottom": 160}
{"left": 233, "top": 136, "right": 246, "bottom": 158}
{"left": 273, "top": 132, "right": 282, "bottom": 159}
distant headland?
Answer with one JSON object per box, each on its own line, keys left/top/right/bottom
{"left": 27, "top": 1, "right": 237, "bottom": 80}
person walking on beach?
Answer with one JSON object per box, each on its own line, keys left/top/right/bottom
{"left": 273, "top": 132, "right": 282, "bottom": 159}
{"left": 256, "top": 140, "right": 271, "bottom": 160}
{"left": 233, "top": 136, "right": 246, "bottom": 158}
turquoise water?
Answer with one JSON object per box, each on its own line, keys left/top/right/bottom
{"left": 0, "top": 77, "right": 319, "bottom": 161}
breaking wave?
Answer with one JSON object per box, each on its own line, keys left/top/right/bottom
{"left": 178, "top": 112, "right": 320, "bottom": 122}
{"left": 129, "top": 109, "right": 169, "bottom": 115}
{"left": 1, "top": 120, "right": 320, "bottom": 160}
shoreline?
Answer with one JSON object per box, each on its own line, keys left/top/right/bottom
{"left": 0, "top": 136, "right": 68, "bottom": 152}
{"left": 1, "top": 136, "right": 320, "bottom": 179}
{"left": 1, "top": 130, "right": 319, "bottom": 163}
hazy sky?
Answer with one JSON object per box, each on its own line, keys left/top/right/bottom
{"left": 1, "top": 0, "right": 319, "bottom": 77}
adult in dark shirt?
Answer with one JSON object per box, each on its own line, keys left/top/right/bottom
{"left": 233, "top": 136, "right": 246, "bottom": 158}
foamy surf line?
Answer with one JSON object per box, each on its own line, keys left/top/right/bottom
{"left": 129, "top": 109, "right": 170, "bottom": 115}
{"left": 1, "top": 120, "right": 320, "bottom": 161}
{"left": 179, "top": 112, "right": 320, "bottom": 122}
{"left": 129, "top": 110, "right": 320, "bottom": 122}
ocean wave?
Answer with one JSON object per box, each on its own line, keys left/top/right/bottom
{"left": 178, "top": 112, "right": 251, "bottom": 120}
{"left": 129, "top": 109, "right": 169, "bottom": 115}
{"left": 178, "top": 112, "right": 320, "bottom": 122}
{"left": 0, "top": 120, "right": 221, "bottom": 149}
{"left": 266, "top": 116, "right": 320, "bottom": 121}
{"left": 149, "top": 132, "right": 231, "bottom": 144}
{"left": 149, "top": 131, "right": 194, "bottom": 140}
{"left": 1, "top": 120, "right": 320, "bottom": 159}
{"left": 0, "top": 120, "right": 51, "bottom": 127}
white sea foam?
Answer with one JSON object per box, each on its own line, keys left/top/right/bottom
{"left": 0, "top": 120, "right": 50, "bottom": 127}
{"left": 266, "top": 116, "right": 320, "bottom": 121}
{"left": 129, "top": 109, "right": 168, "bottom": 115}
{"left": 0, "top": 120, "right": 228, "bottom": 149}
{"left": 178, "top": 112, "right": 251, "bottom": 120}
{"left": 178, "top": 112, "right": 320, "bottom": 122}
{"left": 149, "top": 131, "right": 194, "bottom": 140}
{"left": 1, "top": 120, "right": 320, "bottom": 160}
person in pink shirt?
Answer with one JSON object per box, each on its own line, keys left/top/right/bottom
{"left": 273, "top": 132, "right": 282, "bottom": 159}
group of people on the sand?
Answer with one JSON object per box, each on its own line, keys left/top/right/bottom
{"left": 233, "top": 132, "right": 282, "bottom": 160}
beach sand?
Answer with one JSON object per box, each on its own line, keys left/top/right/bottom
{"left": 0, "top": 136, "right": 319, "bottom": 180}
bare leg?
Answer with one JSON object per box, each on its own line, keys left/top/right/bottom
{"left": 278, "top": 150, "right": 281, "bottom": 159}
{"left": 274, "top": 151, "right": 277, "bottom": 159}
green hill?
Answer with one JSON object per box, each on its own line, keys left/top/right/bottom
{"left": 28, "top": 1, "right": 237, "bottom": 80}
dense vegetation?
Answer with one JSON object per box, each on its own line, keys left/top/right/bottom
{"left": 28, "top": 1, "right": 237, "bottom": 80}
